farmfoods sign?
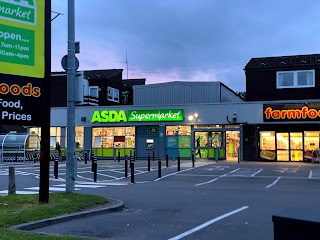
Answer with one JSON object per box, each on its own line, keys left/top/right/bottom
{"left": 264, "top": 104, "right": 320, "bottom": 122}
{"left": 91, "top": 109, "right": 184, "bottom": 123}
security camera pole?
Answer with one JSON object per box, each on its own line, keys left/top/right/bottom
{"left": 66, "top": 0, "right": 76, "bottom": 193}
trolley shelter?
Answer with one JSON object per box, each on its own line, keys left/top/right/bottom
{"left": 0, "top": 132, "right": 40, "bottom": 162}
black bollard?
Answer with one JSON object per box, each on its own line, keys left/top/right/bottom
{"left": 118, "top": 149, "right": 120, "bottom": 162}
{"left": 54, "top": 157, "right": 58, "bottom": 179}
{"left": 8, "top": 166, "right": 16, "bottom": 195}
{"left": 93, "top": 155, "right": 97, "bottom": 182}
{"left": 152, "top": 150, "right": 155, "bottom": 161}
{"left": 131, "top": 161, "right": 135, "bottom": 183}
{"left": 166, "top": 151, "right": 169, "bottom": 167}
{"left": 192, "top": 150, "right": 195, "bottom": 168}
{"left": 125, "top": 155, "right": 128, "bottom": 178}
{"left": 148, "top": 153, "right": 151, "bottom": 171}
{"left": 177, "top": 151, "right": 181, "bottom": 172}
{"left": 84, "top": 151, "right": 88, "bottom": 164}
{"left": 33, "top": 153, "right": 36, "bottom": 163}
{"left": 158, "top": 159, "right": 161, "bottom": 178}
{"left": 91, "top": 152, "right": 94, "bottom": 172}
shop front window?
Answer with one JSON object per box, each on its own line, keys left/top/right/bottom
{"left": 125, "top": 127, "right": 135, "bottom": 148}
{"left": 304, "top": 131, "right": 319, "bottom": 161}
{"left": 75, "top": 126, "right": 84, "bottom": 148}
{"left": 166, "top": 126, "right": 179, "bottom": 136}
{"left": 166, "top": 126, "right": 191, "bottom": 158}
{"left": 92, "top": 127, "right": 135, "bottom": 148}
{"left": 260, "top": 131, "right": 276, "bottom": 161}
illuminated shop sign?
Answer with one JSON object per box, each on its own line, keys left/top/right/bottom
{"left": 0, "top": 0, "right": 49, "bottom": 126}
{"left": 0, "top": 0, "right": 45, "bottom": 78}
{"left": 128, "top": 109, "right": 184, "bottom": 122}
{"left": 263, "top": 104, "right": 320, "bottom": 122}
{"left": 91, "top": 109, "right": 184, "bottom": 123}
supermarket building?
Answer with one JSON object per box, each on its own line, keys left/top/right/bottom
{"left": 28, "top": 53, "right": 320, "bottom": 162}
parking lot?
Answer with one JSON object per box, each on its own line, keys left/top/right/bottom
{"left": 2, "top": 160, "right": 320, "bottom": 239}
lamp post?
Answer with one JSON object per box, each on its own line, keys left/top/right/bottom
{"left": 66, "top": 0, "right": 76, "bottom": 193}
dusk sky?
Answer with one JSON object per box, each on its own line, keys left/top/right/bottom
{"left": 51, "top": 1, "right": 320, "bottom": 92}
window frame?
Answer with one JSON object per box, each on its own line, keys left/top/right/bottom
{"left": 276, "top": 70, "right": 315, "bottom": 89}
{"left": 89, "top": 86, "right": 99, "bottom": 98}
{"left": 107, "top": 87, "right": 120, "bottom": 103}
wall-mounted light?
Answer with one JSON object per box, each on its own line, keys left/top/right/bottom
{"left": 227, "top": 112, "right": 237, "bottom": 124}
{"left": 188, "top": 113, "right": 199, "bottom": 121}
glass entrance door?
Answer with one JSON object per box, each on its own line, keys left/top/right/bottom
{"left": 290, "top": 132, "right": 303, "bottom": 161}
{"left": 226, "top": 131, "right": 240, "bottom": 160}
{"left": 276, "top": 132, "right": 289, "bottom": 161}
{"left": 194, "top": 132, "right": 208, "bottom": 159}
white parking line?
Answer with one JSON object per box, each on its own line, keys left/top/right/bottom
{"left": 195, "top": 168, "right": 240, "bottom": 187}
{"left": 251, "top": 169, "right": 263, "bottom": 177}
{"left": 309, "top": 170, "right": 313, "bottom": 179}
{"left": 154, "top": 168, "right": 195, "bottom": 182}
{"left": 266, "top": 177, "right": 281, "bottom": 189}
{"left": 168, "top": 206, "right": 249, "bottom": 240}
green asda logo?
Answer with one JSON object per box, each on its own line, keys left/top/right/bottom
{"left": 0, "top": 0, "right": 36, "bottom": 25}
{"left": 92, "top": 110, "right": 128, "bottom": 123}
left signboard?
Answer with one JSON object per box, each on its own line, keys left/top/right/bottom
{"left": 0, "top": 0, "right": 49, "bottom": 126}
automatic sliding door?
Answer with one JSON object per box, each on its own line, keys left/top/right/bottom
{"left": 290, "top": 132, "right": 303, "bottom": 161}
{"left": 276, "top": 133, "right": 289, "bottom": 161}
{"left": 194, "top": 132, "right": 208, "bottom": 159}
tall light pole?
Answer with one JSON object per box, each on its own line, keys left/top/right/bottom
{"left": 66, "top": 0, "right": 76, "bottom": 193}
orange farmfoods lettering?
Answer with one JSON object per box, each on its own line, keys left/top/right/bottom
{"left": 0, "top": 82, "right": 40, "bottom": 97}
{"left": 265, "top": 106, "right": 320, "bottom": 120}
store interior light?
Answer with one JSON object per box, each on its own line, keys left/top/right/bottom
{"left": 188, "top": 115, "right": 194, "bottom": 121}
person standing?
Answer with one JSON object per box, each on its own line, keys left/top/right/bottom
{"left": 195, "top": 136, "right": 202, "bottom": 158}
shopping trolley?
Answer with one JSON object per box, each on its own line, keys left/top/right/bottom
{"left": 311, "top": 148, "right": 320, "bottom": 163}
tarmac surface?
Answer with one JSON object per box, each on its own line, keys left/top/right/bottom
{"left": 3, "top": 159, "right": 320, "bottom": 239}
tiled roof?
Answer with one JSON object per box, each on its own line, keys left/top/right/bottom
{"left": 83, "top": 69, "right": 123, "bottom": 79}
{"left": 51, "top": 69, "right": 123, "bottom": 79}
{"left": 123, "top": 78, "right": 146, "bottom": 87}
{"left": 245, "top": 54, "right": 320, "bottom": 70}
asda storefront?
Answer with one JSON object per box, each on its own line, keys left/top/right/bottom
{"left": 90, "top": 109, "right": 193, "bottom": 160}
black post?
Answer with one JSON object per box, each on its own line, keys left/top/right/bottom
{"left": 54, "top": 157, "right": 58, "bottom": 179}
{"left": 93, "top": 155, "right": 97, "bottom": 182}
{"left": 84, "top": 151, "right": 87, "bottom": 164}
{"left": 118, "top": 149, "right": 120, "bottom": 162}
{"left": 134, "top": 149, "right": 136, "bottom": 161}
{"left": 192, "top": 150, "right": 195, "bottom": 168}
{"left": 33, "top": 152, "right": 36, "bottom": 163}
{"left": 15, "top": 150, "right": 17, "bottom": 162}
{"left": 130, "top": 161, "right": 135, "bottom": 183}
{"left": 158, "top": 159, "right": 161, "bottom": 178}
{"left": 91, "top": 152, "right": 94, "bottom": 172}
{"left": 166, "top": 151, "right": 169, "bottom": 167}
{"left": 177, "top": 151, "right": 181, "bottom": 172}
{"left": 125, "top": 155, "right": 128, "bottom": 178}
{"left": 152, "top": 150, "right": 155, "bottom": 161}
{"left": 148, "top": 153, "right": 151, "bottom": 171}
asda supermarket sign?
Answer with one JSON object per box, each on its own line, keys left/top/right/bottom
{"left": 91, "top": 109, "right": 184, "bottom": 123}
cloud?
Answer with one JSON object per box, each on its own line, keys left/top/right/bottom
{"left": 51, "top": 0, "right": 320, "bottom": 92}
